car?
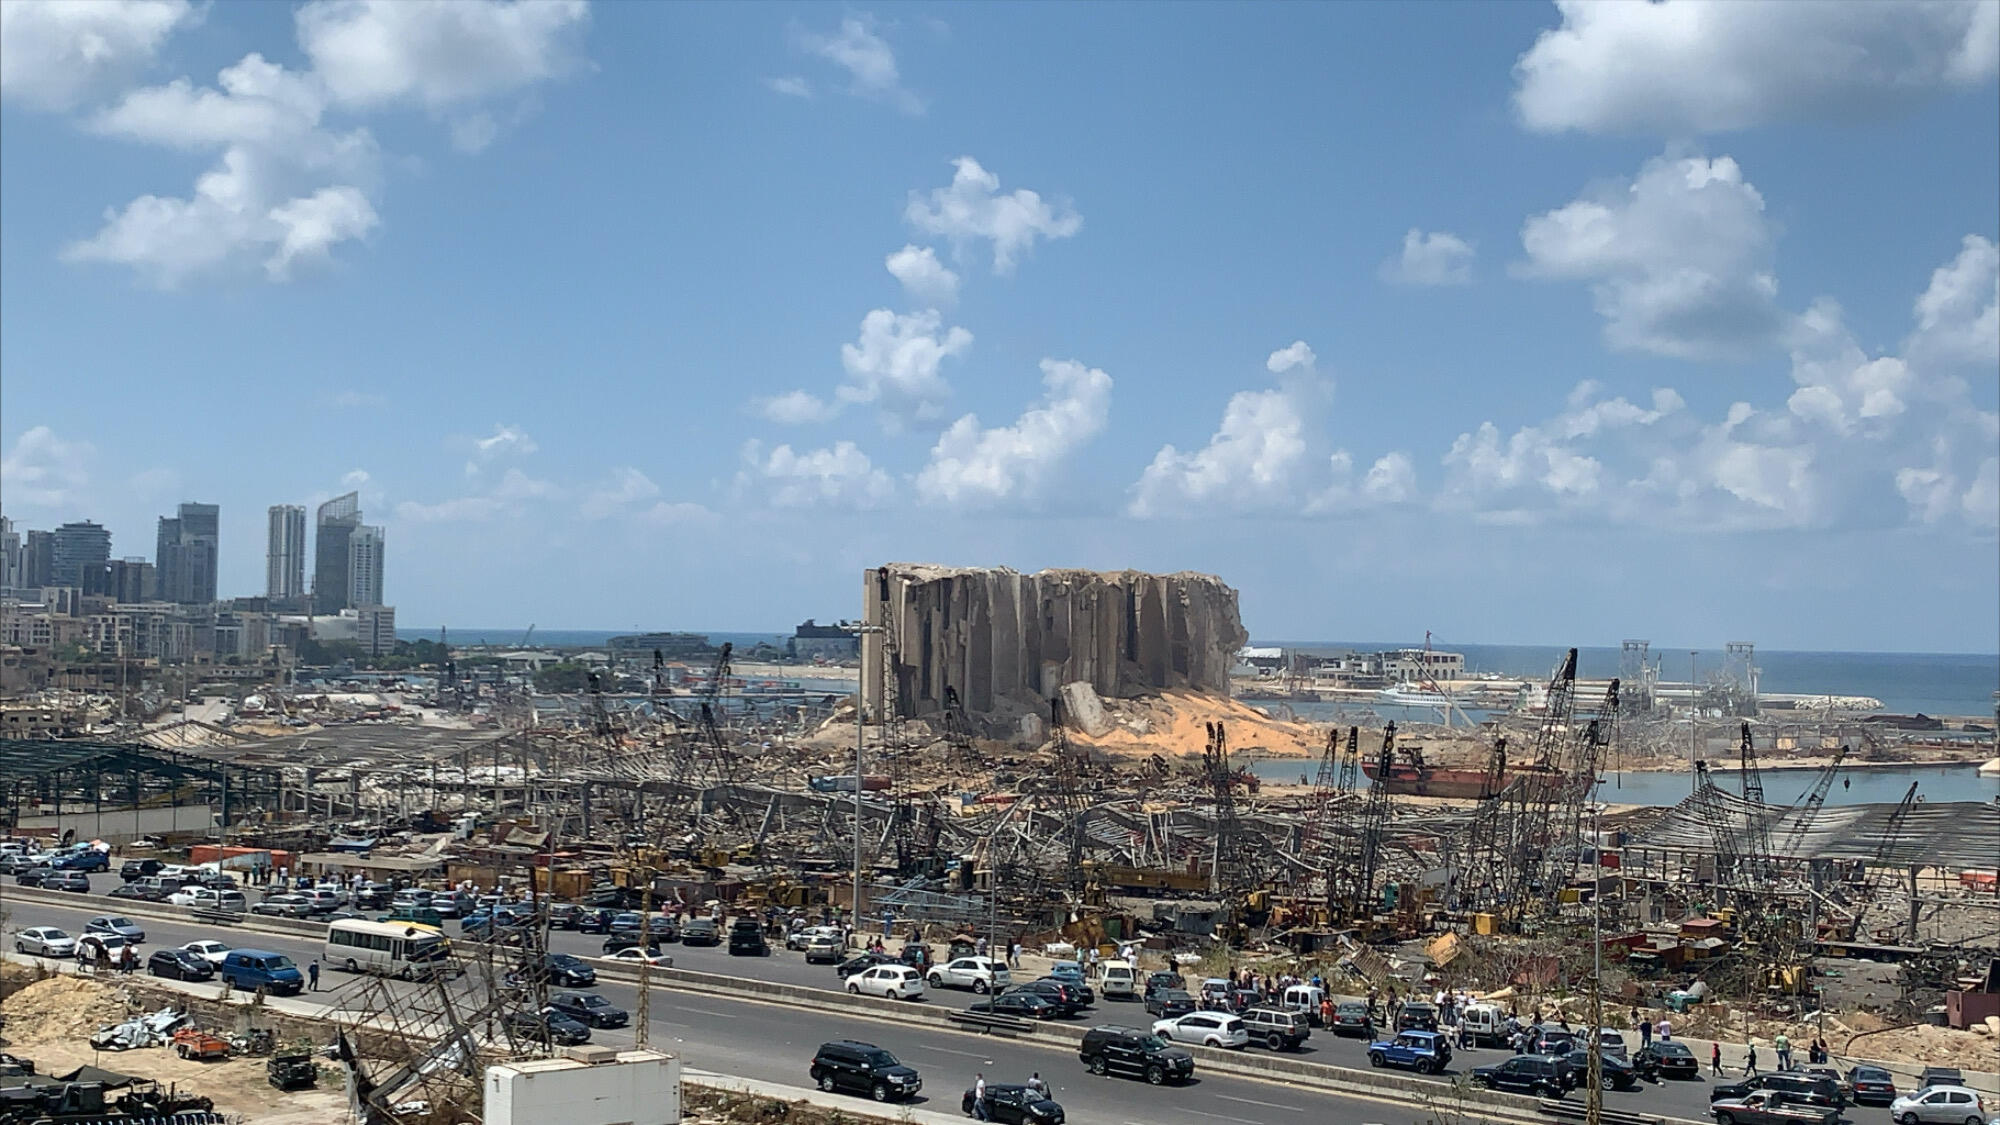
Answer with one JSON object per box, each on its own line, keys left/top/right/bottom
{"left": 575, "top": 908, "right": 615, "bottom": 934}
{"left": 46, "top": 870, "right": 91, "bottom": 892}
{"left": 1078, "top": 1025, "right": 1195, "bottom": 1085}
{"left": 1394, "top": 1001, "right": 1441, "bottom": 1031}
{"left": 680, "top": 918, "right": 720, "bottom": 946}
{"left": 1012, "top": 979, "right": 1089, "bottom": 1017}
{"left": 167, "top": 886, "right": 247, "bottom": 912}
{"left": 1037, "top": 975, "right": 1092, "bottom": 1007}
{"left": 804, "top": 934, "right": 845, "bottom": 964}
{"left": 14, "top": 926, "right": 77, "bottom": 958}
{"left": 547, "top": 991, "right": 629, "bottom": 1029}
{"left": 1712, "top": 1073, "right": 1845, "bottom": 1110}
{"left": 0, "top": 853, "right": 39, "bottom": 875}
{"left": 147, "top": 948, "right": 214, "bottom": 981}
{"left": 1144, "top": 989, "right": 1196, "bottom": 1020}
{"left": 53, "top": 849, "right": 110, "bottom": 872}
{"left": 1472, "top": 1055, "right": 1574, "bottom": 1098}
{"left": 119, "top": 858, "right": 166, "bottom": 880}
{"left": 1240, "top": 1007, "right": 1312, "bottom": 1051}
{"left": 1531, "top": 1029, "right": 1578, "bottom": 1055}
{"left": 13, "top": 864, "right": 56, "bottom": 887}
{"left": 929, "top": 956, "right": 1010, "bottom": 994}
{"left": 834, "top": 952, "right": 895, "bottom": 979}
{"left": 182, "top": 940, "right": 231, "bottom": 966}
{"left": 1845, "top": 1065, "right": 1898, "bottom": 1106}
{"left": 85, "top": 915, "right": 146, "bottom": 944}
{"left": 1048, "top": 960, "right": 1088, "bottom": 986}
{"left": 788, "top": 924, "right": 843, "bottom": 951}
{"left": 503, "top": 1006, "right": 593, "bottom": 1046}
{"left": 968, "top": 992, "right": 1061, "bottom": 1020}
{"left": 963, "top": 1083, "right": 1065, "bottom": 1125}
{"left": 546, "top": 904, "right": 586, "bottom": 930}
{"left": 1328, "top": 1001, "right": 1374, "bottom": 1037}
{"left": 107, "top": 882, "right": 169, "bottom": 903}
{"left": 1638, "top": 1040, "right": 1700, "bottom": 1079}
{"left": 1713, "top": 1091, "right": 1839, "bottom": 1125}
{"left": 218, "top": 949, "right": 304, "bottom": 995}
{"left": 1153, "top": 1011, "right": 1249, "bottom": 1049}
{"left": 253, "top": 894, "right": 316, "bottom": 918}
{"left": 643, "top": 915, "right": 679, "bottom": 943}
{"left": 809, "top": 1040, "right": 923, "bottom": 1103}
{"left": 1561, "top": 1048, "right": 1639, "bottom": 1091}
{"left": 352, "top": 881, "right": 395, "bottom": 909}
{"left": 508, "top": 953, "right": 596, "bottom": 989}
{"left": 728, "top": 918, "right": 769, "bottom": 956}
{"left": 78, "top": 932, "right": 131, "bottom": 960}
{"left": 1096, "top": 959, "right": 1137, "bottom": 999}
{"left": 601, "top": 947, "right": 674, "bottom": 967}
{"left": 1367, "top": 1030, "right": 1453, "bottom": 1075}
{"left": 296, "top": 887, "right": 341, "bottom": 913}
{"left": 602, "top": 932, "right": 661, "bottom": 955}
{"left": 1892, "top": 1086, "right": 1988, "bottom": 1125}
{"left": 1919, "top": 1070, "right": 1968, "bottom": 1092}
{"left": 848, "top": 964, "right": 925, "bottom": 1000}
{"left": 605, "top": 911, "right": 645, "bottom": 935}
{"left": 1143, "top": 970, "right": 1185, "bottom": 999}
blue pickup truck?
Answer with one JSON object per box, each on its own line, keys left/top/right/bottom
{"left": 1367, "top": 1030, "right": 1453, "bottom": 1075}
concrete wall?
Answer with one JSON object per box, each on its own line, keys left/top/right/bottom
{"left": 15, "top": 803, "right": 214, "bottom": 843}
{"left": 864, "top": 565, "right": 1247, "bottom": 719}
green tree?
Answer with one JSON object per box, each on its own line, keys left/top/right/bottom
{"left": 533, "top": 662, "right": 591, "bottom": 693}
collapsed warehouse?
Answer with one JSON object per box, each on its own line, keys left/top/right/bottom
{"left": 6, "top": 565, "right": 1996, "bottom": 1119}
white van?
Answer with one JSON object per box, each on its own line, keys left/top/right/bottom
{"left": 1096, "top": 959, "right": 1136, "bottom": 998}
{"left": 1280, "top": 984, "right": 1326, "bottom": 1020}
{"left": 1460, "top": 1002, "right": 1510, "bottom": 1046}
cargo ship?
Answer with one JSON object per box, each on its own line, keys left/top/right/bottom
{"left": 1360, "top": 751, "right": 1555, "bottom": 799}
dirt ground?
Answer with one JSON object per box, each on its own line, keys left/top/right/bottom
{"left": 1068, "top": 689, "right": 1330, "bottom": 759}
{"left": 1, "top": 975, "right": 350, "bottom": 1124}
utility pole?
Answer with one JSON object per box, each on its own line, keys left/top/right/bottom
{"left": 1586, "top": 769, "right": 1604, "bottom": 1125}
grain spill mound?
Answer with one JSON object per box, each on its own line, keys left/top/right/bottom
{"left": 0, "top": 975, "right": 131, "bottom": 1045}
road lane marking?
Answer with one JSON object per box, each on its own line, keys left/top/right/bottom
{"left": 1217, "top": 1095, "right": 1301, "bottom": 1111}
{"left": 675, "top": 1007, "right": 738, "bottom": 1019}
{"left": 1185, "top": 1111, "right": 1260, "bottom": 1124}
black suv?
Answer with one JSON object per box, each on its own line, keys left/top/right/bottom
{"left": 547, "top": 991, "right": 628, "bottom": 1029}
{"left": 728, "top": 918, "right": 769, "bottom": 956}
{"left": 1078, "top": 1026, "right": 1195, "bottom": 1086}
{"left": 119, "top": 858, "right": 165, "bottom": 881}
{"left": 1711, "top": 1072, "right": 1844, "bottom": 1109}
{"left": 808, "top": 1040, "right": 923, "bottom": 1102}
{"left": 507, "top": 953, "right": 596, "bottom": 989}
{"left": 1012, "top": 979, "right": 1088, "bottom": 1017}
{"left": 1471, "top": 1055, "right": 1573, "bottom": 1098}
{"left": 1560, "top": 1049, "right": 1639, "bottom": 1091}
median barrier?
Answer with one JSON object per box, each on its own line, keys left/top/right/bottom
{"left": 1539, "top": 1100, "right": 1663, "bottom": 1125}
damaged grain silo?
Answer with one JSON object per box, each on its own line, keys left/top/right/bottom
{"left": 861, "top": 564, "right": 1248, "bottom": 725}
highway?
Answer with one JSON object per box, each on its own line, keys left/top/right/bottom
{"left": 5, "top": 877, "right": 1893, "bottom": 1125}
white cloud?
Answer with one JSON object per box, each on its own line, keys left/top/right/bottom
{"left": 1514, "top": 0, "right": 2000, "bottom": 135}
{"left": 0, "top": 0, "right": 196, "bottom": 111}
{"left": 1518, "top": 152, "right": 1783, "bottom": 359}
{"left": 906, "top": 157, "right": 1082, "bottom": 275}
{"left": 836, "top": 307, "right": 973, "bottom": 427}
{"left": 580, "top": 467, "right": 661, "bottom": 520}
{"left": 915, "top": 358, "right": 1113, "bottom": 509}
{"left": 463, "top": 423, "right": 538, "bottom": 474}
{"left": 1311, "top": 450, "right": 1419, "bottom": 513}
{"left": 1440, "top": 383, "right": 1694, "bottom": 518}
{"left": 885, "top": 244, "right": 960, "bottom": 306}
{"left": 736, "top": 440, "right": 895, "bottom": 510}
{"left": 490, "top": 467, "right": 559, "bottom": 502}
{"left": 341, "top": 468, "right": 371, "bottom": 489}
{"left": 394, "top": 496, "right": 504, "bottom": 524}
{"left": 766, "top": 75, "right": 812, "bottom": 99}
{"left": 1380, "top": 229, "right": 1474, "bottom": 286}
{"left": 1, "top": 426, "right": 94, "bottom": 507}
{"left": 794, "top": 15, "right": 922, "bottom": 114}
{"left": 1129, "top": 342, "right": 1332, "bottom": 517}
{"left": 756, "top": 390, "right": 840, "bottom": 425}
{"left": 1962, "top": 458, "right": 2000, "bottom": 529}
{"left": 55, "top": 0, "right": 587, "bottom": 285}
{"left": 1908, "top": 234, "right": 2000, "bottom": 372}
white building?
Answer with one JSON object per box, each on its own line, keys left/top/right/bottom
{"left": 348, "top": 525, "right": 385, "bottom": 608}
{"left": 266, "top": 505, "right": 306, "bottom": 598}
{"left": 356, "top": 605, "right": 396, "bottom": 657}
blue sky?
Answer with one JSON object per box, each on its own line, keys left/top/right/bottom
{"left": 3, "top": 0, "right": 1996, "bottom": 652}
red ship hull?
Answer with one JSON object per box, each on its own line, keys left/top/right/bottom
{"left": 1360, "top": 763, "right": 1511, "bottom": 799}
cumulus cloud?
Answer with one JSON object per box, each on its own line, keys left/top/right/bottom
{"left": 1311, "top": 451, "right": 1419, "bottom": 513}
{"left": 906, "top": 157, "right": 1082, "bottom": 274}
{"left": 463, "top": 423, "right": 538, "bottom": 475}
{"left": 836, "top": 307, "right": 973, "bottom": 427}
{"left": 1380, "top": 229, "right": 1474, "bottom": 286}
{"left": 1, "top": 426, "right": 95, "bottom": 507}
{"left": 1518, "top": 152, "right": 1784, "bottom": 359}
{"left": 766, "top": 75, "right": 812, "bottom": 99}
{"left": 1908, "top": 234, "right": 2000, "bottom": 372}
{"left": 756, "top": 390, "right": 840, "bottom": 426}
{"left": 793, "top": 14, "right": 922, "bottom": 114}
{"left": 736, "top": 440, "right": 895, "bottom": 510}
{"left": 885, "top": 244, "right": 960, "bottom": 306}
{"left": 1514, "top": 0, "right": 2000, "bottom": 135}
{"left": 0, "top": 0, "right": 197, "bottom": 111}
{"left": 55, "top": 0, "right": 588, "bottom": 285}
{"left": 915, "top": 359, "right": 1113, "bottom": 509}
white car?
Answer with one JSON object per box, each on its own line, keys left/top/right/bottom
{"left": 803, "top": 934, "right": 845, "bottom": 964}
{"left": 15, "top": 926, "right": 76, "bottom": 957}
{"left": 1154, "top": 1011, "right": 1249, "bottom": 1049}
{"left": 601, "top": 947, "right": 674, "bottom": 967}
{"left": 167, "top": 885, "right": 248, "bottom": 911}
{"left": 848, "top": 964, "right": 926, "bottom": 1000}
{"left": 1892, "top": 1086, "right": 1988, "bottom": 1125}
{"left": 927, "top": 956, "right": 1010, "bottom": 994}
{"left": 182, "top": 940, "right": 232, "bottom": 966}
{"left": 786, "top": 924, "right": 842, "bottom": 951}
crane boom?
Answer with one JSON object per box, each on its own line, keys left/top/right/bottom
{"left": 1775, "top": 745, "right": 1846, "bottom": 860}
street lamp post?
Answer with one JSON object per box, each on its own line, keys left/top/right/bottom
{"left": 852, "top": 624, "right": 887, "bottom": 924}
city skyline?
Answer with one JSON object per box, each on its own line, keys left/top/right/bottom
{"left": 2, "top": 2, "right": 1995, "bottom": 652}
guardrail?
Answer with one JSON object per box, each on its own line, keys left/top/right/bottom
{"left": 1539, "top": 1099, "right": 1664, "bottom": 1125}
{"left": 943, "top": 1008, "right": 1036, "bottom": 1037}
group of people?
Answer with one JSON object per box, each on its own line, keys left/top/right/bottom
{"left": 968, "top": 1071, "right": 1048, "bottom": 1121}
{"left": 76, "top": 941, "right": 139, "bottom": 974}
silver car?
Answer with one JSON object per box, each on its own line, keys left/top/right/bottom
{"left": 1891, "top": 1087, "right": 1988, "bottom": 1125}
{"left": 14, "top": 926, "right": 76, "bottom": 957}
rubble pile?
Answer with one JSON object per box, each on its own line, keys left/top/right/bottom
{"left": 0, "top": 976, "right": 133, "bottom": 1046}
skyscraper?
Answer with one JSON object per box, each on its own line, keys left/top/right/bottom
{"left": 22, "top": 530, "right": 54, "bottom": 588}
{"left": 156, "top": 502, "right": 219, "bottom": 604}
{"left": 51, "top": 521, "right": 111, "bottom": 586}
{"left": 0, "top": 516, "right": 18, "bottom": 588}
{"left": 314, "top": 492, "right": 361, "bottom": 612}
{"left": 348, "top": 524, "right": 386, "bottom": 608}
{"left": 267, "top": 504, "right": 306, "bottom": 598}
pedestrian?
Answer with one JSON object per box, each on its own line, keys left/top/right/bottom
{"left": 1320, "top": 996, "right": 1333, "bottom": 1027}
{"left": 1009, "top": 941, "right": 1021, "bottom": 969}
{"left": 1639, "top": 1017, "right": 1652, "bottom": 1048}
{"left": 972, "top": 1073, "right": 988, "bottom": 1122}
{"left": 1711, "top": 1043, "right": 1723, "bottom": 1076}
{"left": 1027, "top": 1072, "right": 1046, "bottom": 1097}
{"left": 308, "top": 959, "right": 321, "bottom": 992}
{"left": 1656, "top": 1016, "right": 1671, "bottom": 1041}
{"left": 1774, "top": 1031, "right": 1791, "bottom": 1071}
{"left": 1745, "top": 1043, "right": 1758, "bottom": 1076}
